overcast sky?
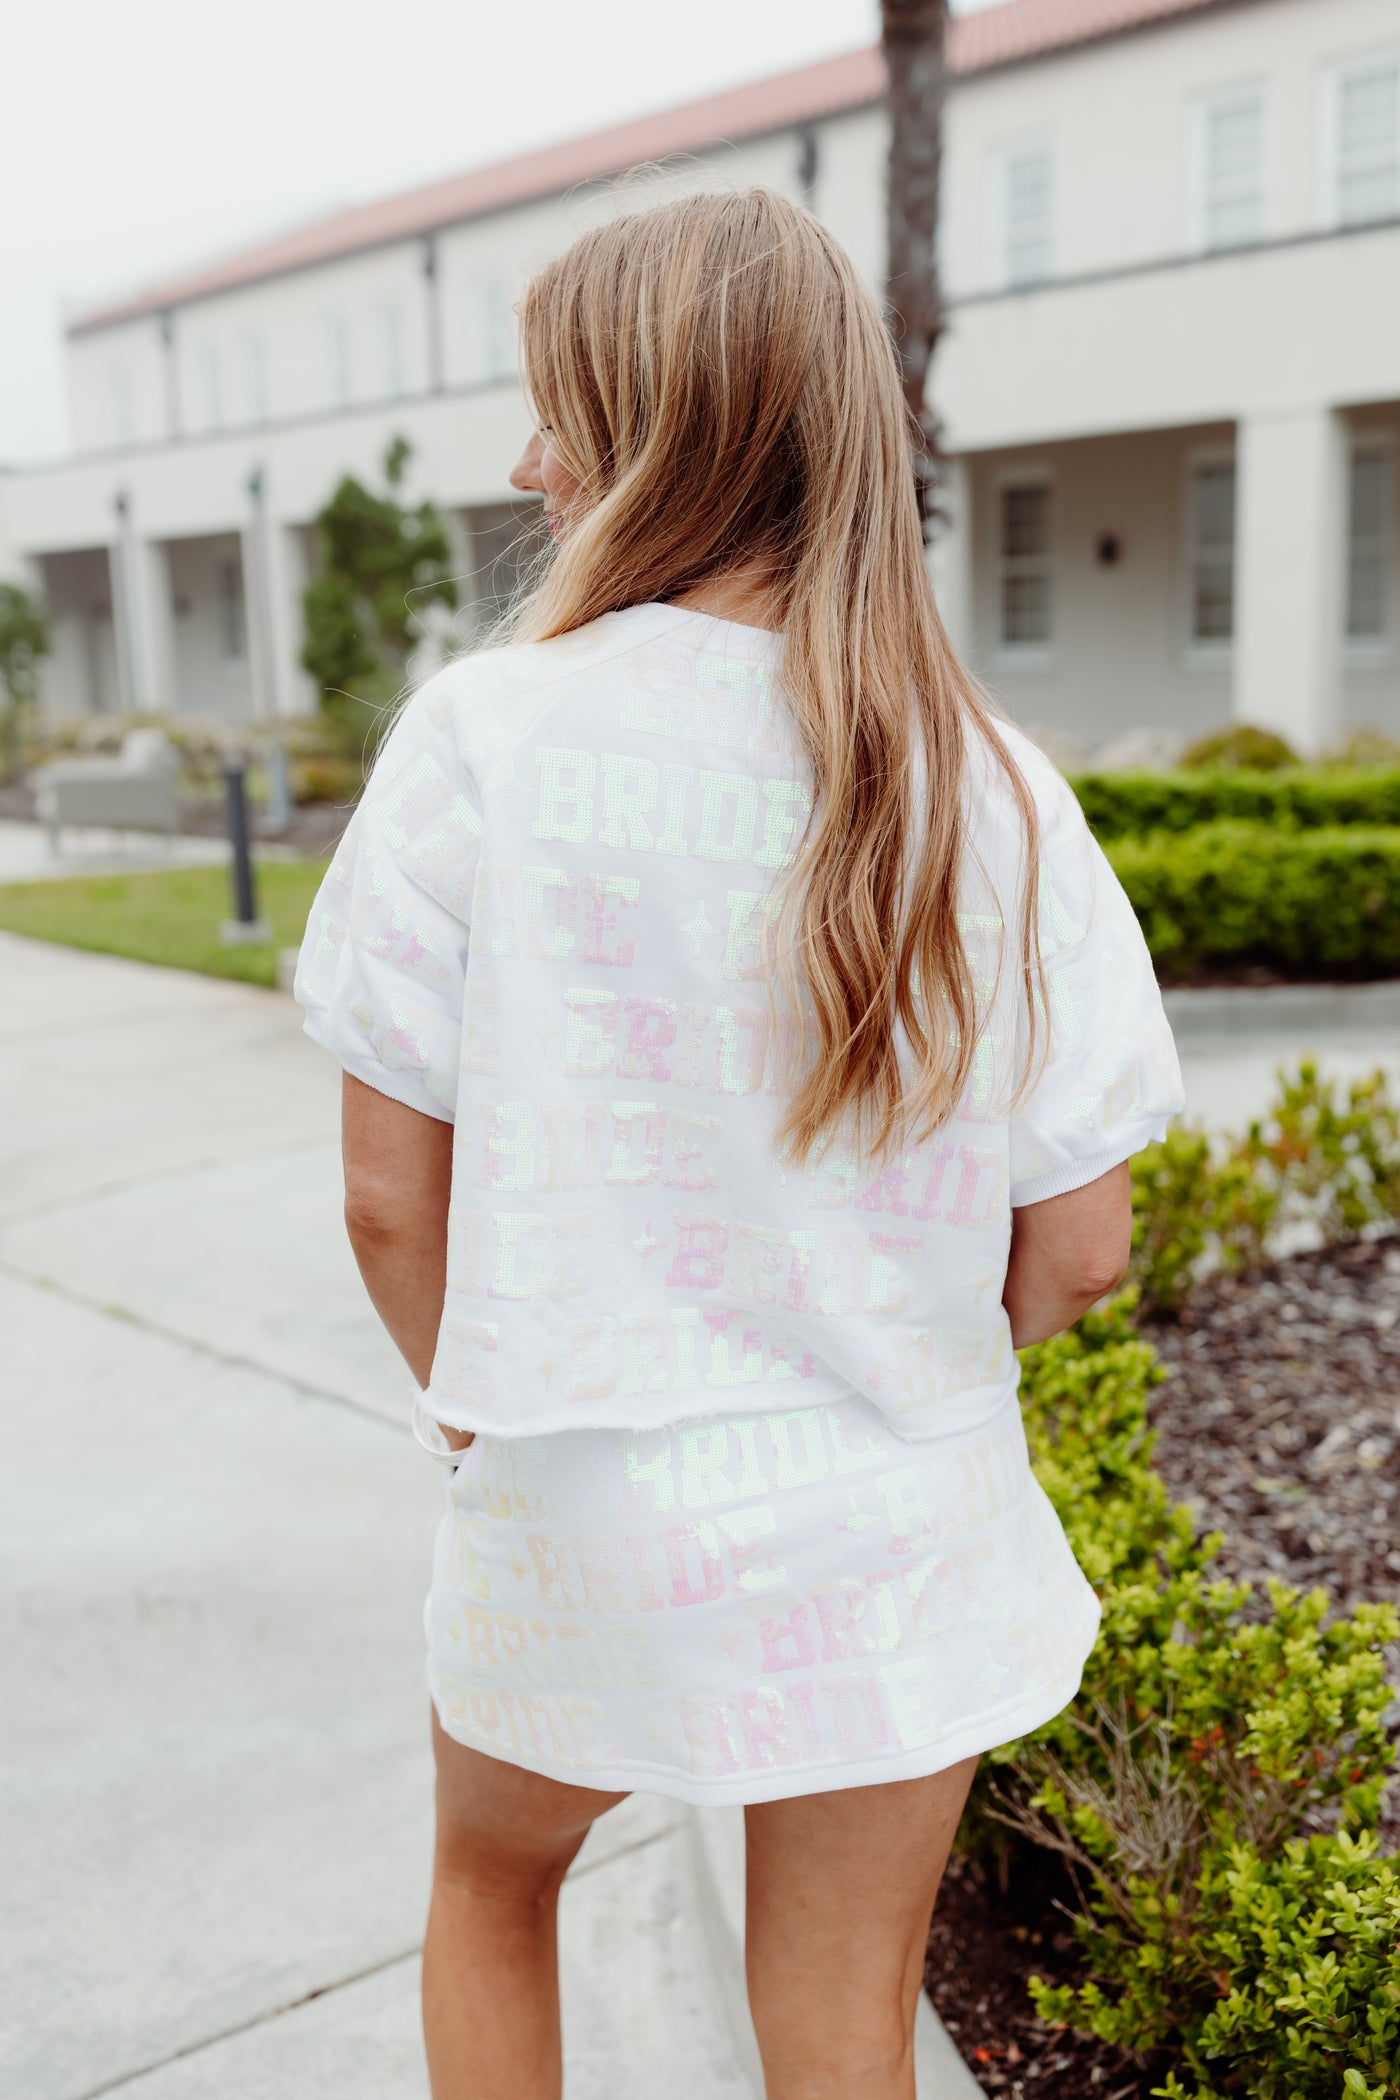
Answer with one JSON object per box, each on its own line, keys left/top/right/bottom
{"left": 3, "top": 0, "right": 1003, "bottom": 466}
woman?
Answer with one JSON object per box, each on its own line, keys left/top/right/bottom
{"left": 295, "top": 188, "right": 1181, "bottom": 2100}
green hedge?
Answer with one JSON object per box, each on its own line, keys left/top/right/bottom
{"left": 1070, "top": 767, "right": 1400, "bottom": 840}
{"left": 978, "top": 1300, "right": 1400, "bottom": 2099}
{"left": 967, "top": 1071, "right": 1400, "bottom": 2094}
{"left": 1104, "top": 821, "right": 1400, "bottom": 979}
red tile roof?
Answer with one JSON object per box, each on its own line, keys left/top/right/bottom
{"left": 71, "top": 0, "right": 1229, "bottom": 334}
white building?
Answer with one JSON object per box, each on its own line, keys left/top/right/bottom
{"left": 2, "top": 0, "right": 1399, "bottom": 755}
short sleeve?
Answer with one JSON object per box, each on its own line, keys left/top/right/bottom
{"left": 1007, "top": 799, "right": 1183, "bottom": 1207}
{"left": 294, "top": 680, "right": 482, "bottom": 1123}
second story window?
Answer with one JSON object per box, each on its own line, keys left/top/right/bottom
{"left": 1197, "top": 88, "right": 1267, "bottom": 250}
{"left": 471, "top": 271, "right": 515, "bottom": 381}
{"left": 1347, "top": 439, "right": 1395, "bottom": 646}
{"left": 1001, "top": 143, "right": 1054, "bottom": 288}
{"left": 323, "top": 315, "right": 352, "bottom": 410}
{"left": 1335, "top": 56, "right": 1400, "bottom": 226}
{"left": 376, "top": 299, "right": 407, "bottom": 400}
{"left": 197, "top": 344, "right": 222, "bottom": 434}
{"left": 997, "top": 481, "right": 1054, "bottom": 651}
{"left": 241, "top": 335, "right": 268, "bottom": 425}
{"left": 109, "top": 367, "right": 135, "bottom": 447}
{"left": 1187, "top": 456, "right": 1236, "bottom": 648}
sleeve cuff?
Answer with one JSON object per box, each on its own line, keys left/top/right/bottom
{"left": 301, "top": 1016, "right": 455, "bottom": 1125}
{"left": 1010, "top": 1121, "right": 1169, "bottom": 1208}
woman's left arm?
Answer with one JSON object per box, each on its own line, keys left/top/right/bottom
{"left": 341, "top": 1074, "right": 464, "bottom": 1434}
{"left": 1002, "top": 1161, "right": 1134, "bottom": 1350}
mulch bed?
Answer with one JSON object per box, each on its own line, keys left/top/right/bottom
{"left": 1150, "top": 1235, "right": 1400, "bottom": 1625}
{"left": 926, "top": 1845, "right": 1172, "bottom": 2096}
{"left": 926, "top": 1232, "right": 1400, "bottom": 2096}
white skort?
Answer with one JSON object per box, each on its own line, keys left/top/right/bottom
{"left": 424, "top": 1390, "right": 1099, "bottom": 1806}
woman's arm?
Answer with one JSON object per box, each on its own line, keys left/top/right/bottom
{"left": 340, "top": 1074, "right": 470, "bottom": 1443}
{"left": 1002, "top": 1160, "right": 1133, "bottom": 1350}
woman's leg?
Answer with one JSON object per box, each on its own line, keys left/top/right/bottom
{"left": 423, "top": 1712, "right": 629, "bottom": 2100}
{"left": 743, "top": 1757, "right": 979, "bottom": 2100}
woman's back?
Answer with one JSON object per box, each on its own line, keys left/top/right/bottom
{"left": 298, "top": 597, "right": 1178, "bottom": 1444}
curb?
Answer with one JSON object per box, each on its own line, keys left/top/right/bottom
{"left": 1163, "top": 981, "right": 1400, "bottom": 1039}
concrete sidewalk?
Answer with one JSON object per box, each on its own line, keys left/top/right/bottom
{"left": 0, "top": 933, "right": 977, "bottom": 2100}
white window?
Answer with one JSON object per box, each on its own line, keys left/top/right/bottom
{"left": 470, "top": 271, "right": 515, "bottom": 381}
{"left": 241, "top": 335, "right": 268, "bottom": 424}
{"left": 1334, "top": 56, "right": 1400, "bottom": 226}
{"left": 375, "top": 299, "right": 406, "bottom": 399}
{"left": 197, "top": 344, "right": 222, "bottom": 433}
{"left": 1346, "top": 439, "right": 1395, "bottom": 646}
{"left": 1194, "top": 88, "right": 1267, "bottom": 250}
{"left": 996, "top": 481, "right": 1054, "bottom": 651}
{"left": 1187, "top": 457, "right": 1236, "bottom": 648}
{"left": 323, "top": 315, "right": 352, "bottom": 409}
{"left": 109, "top": 366, "right": 135, "bottom": 447}
{"left": 216, "top": 558, "right": 247, "bottom": 666}
{"left": 1000, "top": 143, "right": 1054, "bottom": 289}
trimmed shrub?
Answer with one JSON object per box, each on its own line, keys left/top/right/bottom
{"left": 1181, "top": 725, "right": 1299, "bottom": 770}
{"left": 1106, "top": 822, "right": 1400, "bottom": 979}
{"left": 968, "top": 1078, "right": 1400, "bottom": 2090}
{"left": 979, "top": 1302, "right": 1400, "bottom": 2098}
{"left": 1069, "top": 768, "right": 1400, "bottom": 841}
{"left": 1150, "top": 1835, "right": 1400, "bottom": 2099}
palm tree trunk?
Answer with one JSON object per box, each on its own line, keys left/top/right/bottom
{"left": 882, "top": 0, "right": 949, "bottom": 531}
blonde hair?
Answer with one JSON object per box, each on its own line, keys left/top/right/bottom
{"left": 514, "top": 187, "right": 1040, "bottom": 1163}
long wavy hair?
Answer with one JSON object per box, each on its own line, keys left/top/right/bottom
{"left": 513, "top": 186, "right": 1041, "bottom": 1163}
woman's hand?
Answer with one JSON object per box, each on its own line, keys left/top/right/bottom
{"left": 1002, "top": 1161, "right": 1133, "bottom": 1350}
{"left": 340, "top": 1074, "right": 472, "bottom": 1447}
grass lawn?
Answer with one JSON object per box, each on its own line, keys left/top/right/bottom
{"left": 0, "top": 858, "right": 331, "bottom": 987}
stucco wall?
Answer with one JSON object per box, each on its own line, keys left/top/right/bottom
{"left": 966, "top": 425, "right": 1236, "bottom": 753}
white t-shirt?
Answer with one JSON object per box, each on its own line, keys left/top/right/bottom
{"left": 296, "top": 602, "right": 1182, "bottom": 1441}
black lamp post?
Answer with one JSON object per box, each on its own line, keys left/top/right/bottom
{"left": 219, "top": 756, "right": 270, "bottom": 944}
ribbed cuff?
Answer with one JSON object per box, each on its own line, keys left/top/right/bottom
{"left": 1010, "top": 1121, "right": 1169, "bottom": 1208}
{"left": 301, "top": 1016, "right": 455, "bottom": 1125}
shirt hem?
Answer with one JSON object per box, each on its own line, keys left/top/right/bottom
{"left": 421, "top": 1372, "right": 1019, "bottom": 1443}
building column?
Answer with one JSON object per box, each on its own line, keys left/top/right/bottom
{"left": 140, "top": 540, "right": 177, "bottom": 713}
{"left": 242, "top": 470, "right": 274, "bottom": 722}
{"left": 110, "top": 496, "right": 174, "bottom": 714}
{"left": 240, "top": 524, "right": 272, "bottom": 720}
{"left": 240, "top": 464, "right": 317, "bottom": 717}
{"left": 928, "top": 454, "right": 975, "bottom": 665}
{"left": 1234, "top": 405, "right": 1348, "bottom": 754}
{"left": 268, "top": 525, "right": 316, "bottom": 717}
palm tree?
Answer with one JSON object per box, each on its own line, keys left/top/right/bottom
{"left": 881, "top": 0, "right": 950, "bottom": 532}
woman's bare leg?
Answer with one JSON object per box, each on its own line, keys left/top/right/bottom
{"left": 743, "top": 1757, "right": 978, "bottom": 2100}
{"left": 423, "top": 1712, "right": 629, "bottom": 2100}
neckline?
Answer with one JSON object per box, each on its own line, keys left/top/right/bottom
{"left": 639, "top": 601, "right": 783, "bottom": 653}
